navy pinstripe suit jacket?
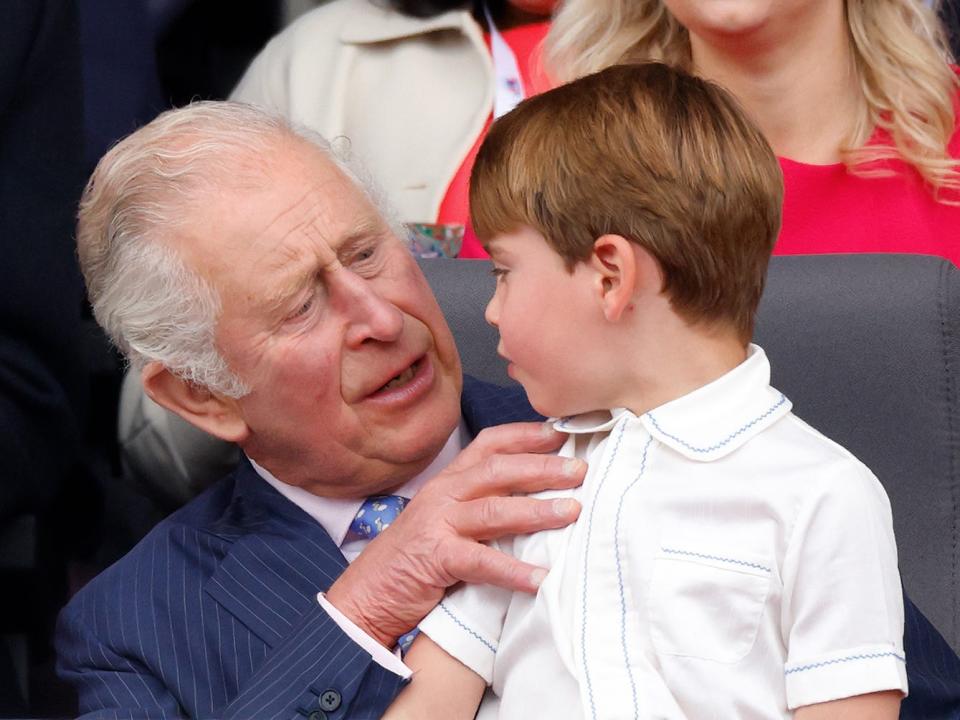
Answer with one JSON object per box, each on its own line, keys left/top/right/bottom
{"left": 56, "top": 378, "right": 960, "bottom": 719}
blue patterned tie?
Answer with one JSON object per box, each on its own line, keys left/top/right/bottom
{"left": 346, "top": 495, "right": 409, "bottom": 541}
{"left": 347, "top": 495, "right": 419, "bottom": 653}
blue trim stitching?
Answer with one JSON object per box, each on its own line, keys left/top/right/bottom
{"left": 614, "top": 436, "right": 653, "bottom": 720}
{"left": 660, "top": 547, "right": 771, "bottom": 574}
{"left": 581, "top": 418, "right": 628, "bottom": 720}
{"left": 785, "top": 651, "right": 906, "bottom": 675}
{"left": 437, "top": 602, "right": 496, "bottom": 654}
{"left": 645, "top": 393, "right": 787, "bottom": 454}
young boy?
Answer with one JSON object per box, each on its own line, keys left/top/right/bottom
{"left": 386, "top": 63, "right": 906, "bottom": 719}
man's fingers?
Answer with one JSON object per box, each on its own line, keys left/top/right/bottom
{"left": 451, "top": 495, "right": 581, "bottom": 539}
{"left": 446, "top": 422, "right": 567, "bottom": 471}
{"left": 455, "top": 452, "right": 586, "bottom": 500}
{"left": 443, "top": 539, "right": 550, "bottom": 594}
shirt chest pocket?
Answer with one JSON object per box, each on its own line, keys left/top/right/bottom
{"left": 648, "top": 543, "right": 773, "bottom": 664}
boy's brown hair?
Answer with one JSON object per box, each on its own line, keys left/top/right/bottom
{"left": 470, "top": 62, "right": 783, "bottom": 342}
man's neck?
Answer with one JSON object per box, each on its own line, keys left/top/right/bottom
{"left": 689, "top": 4, "right": 859, "bottom": 164}
{"left": 245, "top": 432, "right": 454, "bottom": 500}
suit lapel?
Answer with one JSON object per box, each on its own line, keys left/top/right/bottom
{"left": 204, "top": 461, "right": 348, "bottom": 647}
{"left": 460, "top": 375, "right": 543, "bottom": 435}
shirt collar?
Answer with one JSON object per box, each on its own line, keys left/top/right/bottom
{"left": 250, "top": 420, "right": 469, "bottom": 547}
{"left": 339, "top": 4, "right": 475, "bottom": 44}
{"left": 553, "top": 345, "right": 791, "bottom": 463}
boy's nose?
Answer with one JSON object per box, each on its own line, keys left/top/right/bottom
{"left": 484, "top": 293, "right": 501, "bottom": 328}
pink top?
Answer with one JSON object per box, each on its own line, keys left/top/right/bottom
{"left": 776, "top": 105, "right": 960, "bottom": 267}
{"left": 455, "top": 64, "right": 960, "bottom": 265}
{"left": 439, "top": 21, "right": 551, "bottom": 259}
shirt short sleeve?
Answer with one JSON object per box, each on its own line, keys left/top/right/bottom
{"left": 780, "top": 456, "right": 908, "bottom": 708}
{"left": 418, "top": 543, "right": 514, "bottom": 684}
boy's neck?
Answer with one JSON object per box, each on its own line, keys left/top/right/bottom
{"left": 619, "top": 333, "right": 748, "bottom": 417}
{"left": 598, "top": 294, "right": 749, "bottom": 417}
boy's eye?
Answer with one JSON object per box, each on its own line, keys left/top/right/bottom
{"left": 491, "top": 267, "right": 509, "bottom": 281}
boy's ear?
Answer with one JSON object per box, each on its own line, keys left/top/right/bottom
{"left": 141, "top": 362, "right": 250, "bottom": 444}
{"left": 590, "top": 234, "right": 662, "bottom": 322}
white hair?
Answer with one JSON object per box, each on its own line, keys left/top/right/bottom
{"left": 77, "top": 101, "right": 388, "bottom": 398}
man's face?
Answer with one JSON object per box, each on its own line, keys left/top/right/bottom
{"left": 177, "top": 139, "right": 462, "bottom": 496}
{"left": 484, "top": 226, "right": 609, "bottom": 419}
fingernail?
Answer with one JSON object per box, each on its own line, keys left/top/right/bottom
{"left": 553, "top": 498, "right": 578, "bottom": 517}
{"left": 530, "top": 567, "right": 548, "bottom": 587}
{"left": 563, "top": 458, "right": 585, "bottom": 477}
{"left": 541, "top": 422, "right": 557, "bottom": 437}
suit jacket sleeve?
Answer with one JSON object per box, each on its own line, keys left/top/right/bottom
{"left": 56, "top": 494, "right": 409, "bottom": 720}
{"left": 899, "top": 592, "right": 960, "bottom": 720}
{"left": 57, "top": 590, "right": 406, "bottom": 719}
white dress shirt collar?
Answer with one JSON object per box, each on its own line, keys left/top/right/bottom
{"left": 250, "top": 420, "right": 469, "bottom": 549}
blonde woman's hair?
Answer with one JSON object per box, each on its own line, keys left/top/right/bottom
{"left": 546, "top": 0, "right": 960, "bottom": 196}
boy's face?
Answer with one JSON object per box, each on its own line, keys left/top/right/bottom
{"left": 485, "top": 226, "right": 610, "bottom": 418}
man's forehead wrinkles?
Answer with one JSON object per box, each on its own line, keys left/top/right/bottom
{"left": 260, "top": 195, "right": 336, "bottom": 274}
{"left": 337, "top": 217, "right": 385, "bottom": 251}
{"left": 260, "top": 185, "right": 314, "bottom": 238}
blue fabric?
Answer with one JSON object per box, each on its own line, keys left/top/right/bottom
{"left": 460, "top": 375, "right": 544, "bottom": 434}
{"left": 347, "top": 495, "right": 409, "bottom": 541}
{"left": 56, "top": 461, "right": 405, "bottom": 719}
{"left": 55, "top": 377, "right": 960, "bottom": 718}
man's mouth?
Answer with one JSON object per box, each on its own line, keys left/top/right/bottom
{"left": 378, "top": 358, "right": 421, "bottom": 392}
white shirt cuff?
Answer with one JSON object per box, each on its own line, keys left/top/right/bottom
{"left": 419, "top": 600, "right": 498, "bottom": 684}
{"left": 316, "top": 592, "right": 412, "bottom": 680}
{"left": 785, "top": 645, "right": 908, "bottom": 709}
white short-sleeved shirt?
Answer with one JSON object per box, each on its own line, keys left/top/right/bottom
{"left": 419, "top": 345, "right": 907, "bottom": 719}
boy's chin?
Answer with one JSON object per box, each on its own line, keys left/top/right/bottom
{"left": 525, "top": 390, "right": 577, "bottom": 421}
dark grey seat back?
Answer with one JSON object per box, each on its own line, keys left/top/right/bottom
{"left": 421, "top": 254, "right": 960, "bottom": 652}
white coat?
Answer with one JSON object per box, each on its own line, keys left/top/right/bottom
{"left": 231, "top": 0, "right": 495, "bottom": 223}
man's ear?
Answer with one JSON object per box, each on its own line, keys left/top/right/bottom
{"left": 141, "top": 362, "right": 250, "bottom": 444}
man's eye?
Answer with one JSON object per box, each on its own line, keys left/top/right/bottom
{"left": 289, "top": 297, "right": 313, "bottom": 319}
{"left": 491, "top": 267, "right": 509, "bottom": 281}
{"left": 350, "top": 246, "right": 377, "bottom": 265}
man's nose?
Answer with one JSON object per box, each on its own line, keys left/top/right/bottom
{"left": 336, "top": 270, "right": 404, "bottom": 346}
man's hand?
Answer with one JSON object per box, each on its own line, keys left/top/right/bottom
{"left": 325, "top": 422, "right": 584, "bottom": 648}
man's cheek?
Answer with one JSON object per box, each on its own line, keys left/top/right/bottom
{"left": 254, "top": 351, "right": 334, "bottom": 418}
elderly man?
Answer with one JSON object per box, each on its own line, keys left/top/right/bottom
{"left": 58, "top": 102, "right": 960, "bottom": 719}
{"left": 56, "top": 101, "right": 583, "bottom": 718}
